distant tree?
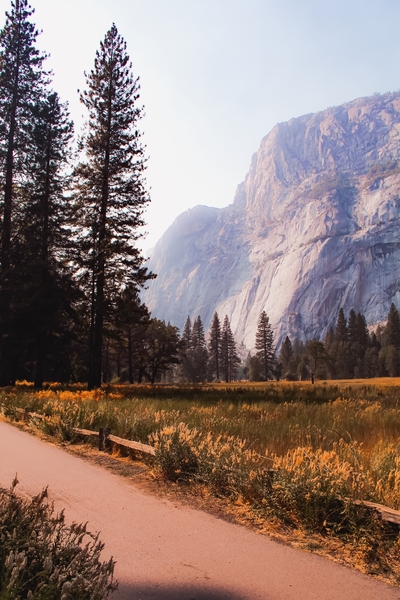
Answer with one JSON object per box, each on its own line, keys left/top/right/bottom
{"left": 113, "top": 285, "right": 150, "bottom": 383}
{"left": 384, "top": 344, "right": 400, "bottom": 377}
{"left": 208, "top": 312, "right": 221, "bottom": 380}
{"left": 334, "top": 307, "right": 348, "bottom": 343}
{"left": 255, "top": 311, "right": 275, "bottom": 380}
{"left": 191, "top": 316, "right": 208, "bottom": 382}
{"left": 384, "top": 303, "right": 400, "bottom": 349}
{"left": 145, "top": 319, "right": 180, "bottom": 384}
{"left": 192, "top": 316, "right": 206, "bottom": 348}
{"left": 220, "top": 315, "right": 240, "bottom": 382}
{"left": 377, "top": 303, "right": 400, "bottom": 377}
{"left": 249, "top": 355, "right": 263, "bottom": 382}
{"left": 330, "top": 308, "right": 351, "bottom": 379}
{"left": 356, "top": 313, "right": 370, "bottom": 349}
{"left": 0, "top": 0, "right": 49, "bottom": 385}
{"left": 305, "top": 340, "right": 329, "bottom": 384}
{"left": 279, "top": 336, "right": 293, "bottom": 370}
{"left": 75, "top": 24, "right": 153, "bottom": 389}
{"left": 182, "top": 316, "right": 192, "bottom": 349}
{"left": 347, "top": 309, "right": 358, "bottom": 345}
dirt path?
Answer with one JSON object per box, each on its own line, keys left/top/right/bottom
{"left": 0, "top": 421, "right": 398, "bottom": 600}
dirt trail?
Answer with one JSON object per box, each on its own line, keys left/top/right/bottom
{"left": 0, "top": 421, "right": 398, "bottom": 600}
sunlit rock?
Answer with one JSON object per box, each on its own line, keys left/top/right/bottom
{"left": 143, "top": 92, "right": 400, "bottom": 349}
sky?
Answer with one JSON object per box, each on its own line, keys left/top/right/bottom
{"left": 1, "top": 0, "right": 400, "bottom": 252}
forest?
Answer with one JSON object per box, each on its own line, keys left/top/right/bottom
{"left": 0, "top": 0, "right": 157, "bottom": 388}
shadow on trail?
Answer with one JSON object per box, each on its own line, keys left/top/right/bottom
{"left": 115, "top": 582, "right": 262, "bottom": 599}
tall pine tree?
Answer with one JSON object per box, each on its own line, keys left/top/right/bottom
{"left": 0, "top": 0, "right": 48, "bottom": 385}
{"left": 255, "top": 310, "right": 275, "bottom": 380}
{"left": 15, "top": 91, "right": 75, "bottom": 387}
{"left": 75, "top": 24, "right": 153, "bottom": 389}
{"left": 208, "top": 311, "right": 221, "bottom": 380}
{"left": 221, "top": 315, "right": 239, "bottom": 382}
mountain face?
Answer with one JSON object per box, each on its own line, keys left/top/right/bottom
{"left": 143, "top": 92, "right": 400, "bottom": 350}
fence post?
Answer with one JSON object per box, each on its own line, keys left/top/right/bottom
{"left": 24, "top": 407, "right": 33, "bottom": 422}
{"left": 99, "top": 427, "right": 111, "bottom": 452}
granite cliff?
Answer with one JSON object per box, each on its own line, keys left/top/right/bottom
{"left": 143, "top": 92, "right": 400, "bottom": 350}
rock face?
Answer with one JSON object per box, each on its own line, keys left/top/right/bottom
{"left": 143, "top": 92, "right": 400, "bottom": 350}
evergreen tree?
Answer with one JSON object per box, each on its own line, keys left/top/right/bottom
{"left": 334, "top": 308, "right": 348, "bottom": 342}
{"left": 182, "top": 316, "right": 192, "bottom": 349}
{"left": 384, "top": 303, "right": 400, "bottom": 348}
{"left": 220, "top": 315, "right": 240, "bottom": 382}
{"left": 192, "top": 315, "right": 206, "bottom": 348}
{"left": 347, "top": 309, "right": 358, "bottom": 345}
{"left": 191, "top": 315, "right": 208, "bottom": 382}
{"left": 330, "top": 308, "right": 351, "bottom": 378}
{"left": 0, "top": 0, "right": 49, "bottom": 385}
{"left": 356, "top": 313, "right": 370, "bottom": 349}
{"left": 75, "top": 24, "right": 153, "bottom": 389}
{"left": 15, "top": 91, "right": 75, "bottom": 387}
{"left": 255, "top": 310, "right": 275, "bottom": 380}
{"left": 249, "top": 355, "right": 263, "bottom": 381}
{"left": 279, "top": 336, "right": 293, "bottom": 370}
{"left": 179, "top": 316, "right": 195, "bottom": 382}
{"left": 145, "top": 319, "right": 180, "bottom": 384}
{"left": 208, "top": 312, "right": 221, "bottom": 380}
{"left": 305, "top": 339, "right": 329, "bottom": 384}
{"left": 113, "top": 285, "right": 150, "bottom": 383}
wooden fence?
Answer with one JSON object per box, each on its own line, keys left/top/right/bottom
{"left": 1, "top": 404, "right": 399, "bottom": 524}
{"left": 2, "top": 405, "right": 155, "bottom": 456}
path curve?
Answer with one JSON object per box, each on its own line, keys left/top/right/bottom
{"left": 0, "top": 421, "right": 398, "bottom": 600}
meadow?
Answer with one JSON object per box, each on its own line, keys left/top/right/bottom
{"left": 1, "top": 379, "right": 400, "bottom": 582}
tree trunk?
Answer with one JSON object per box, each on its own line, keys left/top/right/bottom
{"left": 88, "top": 74, "right": 112, "bottom": 390}
{"left": 0, "top": 38, "right": 20, "bottom": 387}
{"left": 128, "top": 327, "right": 133, "bottom": 384}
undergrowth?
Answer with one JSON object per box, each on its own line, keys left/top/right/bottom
{"left": 0, "top": 478, "right": 117, "bottom": 599}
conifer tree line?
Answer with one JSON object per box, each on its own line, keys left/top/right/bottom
{"left": 274, "top": 303, "right": 400, "bottom": 382}
{"left": 175, "top": 303, "right": 400, "bottom": 384}
{"left": 0, "top": 0, "right": 184, "bottom": 388}
{"left": 177, "top": 312, "right": 241, "bottom": 383}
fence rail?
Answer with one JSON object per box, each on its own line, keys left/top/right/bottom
{"left": 1, "top": 405, "right": 155, "bottom": 456}
{"left": 1, "top": 403, "right": 399, "bottom": 523}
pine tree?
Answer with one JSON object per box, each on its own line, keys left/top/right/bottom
{"left": 0, "top": 0, "right": 48, "bottom": 385}
{"left": 192, "top": 315, "right": 206, "bottom": 348}
{"left": 334, "top": 308, "right": 348, "bottom": 342}
{"left": 182, "top": 316, "right": 192, "bottom": 349}
{"left": 305, "top": 340, "right": 329, "bottom": 384}
{"left": 279, "top": 336, "right": 293, "bottom": 369}
{"left": 221, "top": 315, "right": 239, "bottom": 382}
{"left": 385, "top": 303, "right": 400, "bottom": 349}
{"left": 208, "top": 312, "right": 221, "bottom": 380}
{"left": 255, "top": 311, "right": 275, "bottom": 380}
{"left": 347, "top": 309, "right": 358, "bottom": 345}
{"left": 331, "top": 308, "right": 350, "bottom": 379}
{"left": 75, "top": 24, "right": 153, "bottom": 389}
{"left": 356, "top": 313, "right": 370, "bottom": 349}
{"left": 113, "top": 285, "right": 150, "bottom": 383}
{"left": 179, "top": 316, "right": 194, "bottom": 382}
{"left": 145, "top": 319, "right": 180, "bottom": 384}
{"left": 15, "top": 91, "right": 75, "bottom": 387}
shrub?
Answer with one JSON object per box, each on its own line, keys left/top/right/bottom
{"left": 0, "top": 478, "right": 117, "bottom": 599}
{"left": 150, "top": 423, "right": 199, "bottom": 481}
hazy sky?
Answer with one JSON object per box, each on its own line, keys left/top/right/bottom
{"left": 1, "top": 0, "right": 400, "bottom": 251}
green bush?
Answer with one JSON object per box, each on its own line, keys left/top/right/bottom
{"left": 0, "top": 478, "right": 117, "bottom": 600}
